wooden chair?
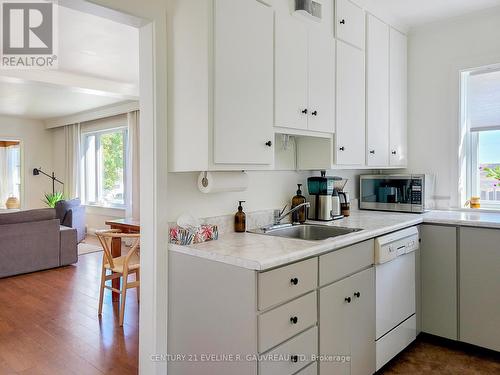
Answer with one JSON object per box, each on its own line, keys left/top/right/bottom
{"left": 96, "top": 229, "right": 140, "bottom": 326}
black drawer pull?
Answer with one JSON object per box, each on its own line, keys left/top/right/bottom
{"left": 290, "top": 277, "right": 299, "bottom": 285}
{"left": 290, "top": 316, "right": 298, "bottom": 324}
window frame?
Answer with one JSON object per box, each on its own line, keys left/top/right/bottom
{"left": 464, "top": 66, "right": 500, "bottom": 210}
{"left": 81, "top": 126, "right": 128, "bottom": 209}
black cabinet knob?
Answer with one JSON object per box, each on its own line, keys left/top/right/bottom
{"left": 340, "top": 19, "right": 346, "bottom": 24}
{"left": 290, "top": 316, "right": 298, "bottom": 324}
{"left": 339, "top": 146, "right": 345, "bottom": 151}
{"left": 392, "top": 150, "right": 397, "bottom": 155}
{"left": 301, "top": 108, "right": 308, "bottom": 114}
{"left": 265, "top": 141, "right": 272, "bottom": 147}
{"left": 369, "top": 150, "right": 375, "bottom": 154}
{"left": 290, "top": 277, "right": 299, "bottom": 285}
{"left": 354, "top": 292, "right": 361, "bottom": 298}
{"left": 291, "top": 355, "right": 299, "bottom": 363}
{"left": 311, "top": 110, "right": 318, "bottom": 116}
{"left": 345, "top": 297, "right": 351, "bottom": 303}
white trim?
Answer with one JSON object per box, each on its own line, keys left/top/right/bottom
{"left": 138, "top": 21, "right": 169, "bottom": 375}
{"left": 59, "top": 0, "right": 145, "bottom": 27}
{"left": 44, "top": 101, "right": 140, "bottom": 129}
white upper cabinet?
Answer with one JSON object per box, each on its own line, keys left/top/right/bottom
{"left": 335, "top": 0, "right": 365, "bottom": 50}
{"left": 275, "top": 4, "right": 335, "bottom": 134}
{"left": 366, "top": 14, "right": 389, "bottom": 167}
{"left": 308, "top": 28, "right": 335, "bottom": 133}
{"left": 275, "top": 12, "right": 309, "bottom": 131}
{"left": 389, "top": 27, "right": 408, "bottom": 167}
{"left": 336, "top": 40, "right": 365, "bottom": 165}
{"left": 214, "top": 0, "right": 274, "bottom": 165}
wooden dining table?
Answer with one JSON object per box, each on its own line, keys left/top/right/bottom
{"left": 105, "top": 218, "right": 140, "bottom": 301}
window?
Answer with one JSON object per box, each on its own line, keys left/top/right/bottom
{"left": 464, "top": 67, "right": 500, "bottom": 209}
{"left": 82, "top": 128, "right": 127, "bottom": 208}
{"left": 0, "top": 141, "right": 21, "bottom": 208}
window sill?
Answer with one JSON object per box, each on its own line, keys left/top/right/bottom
{"left": 84, "top": 204, "right": 126, "bottom": 217}
{"left": 449, "top": 207, "right": 500, "bottom": 213}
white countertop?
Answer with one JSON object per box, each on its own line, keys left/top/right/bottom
{"left": 169, "top": 209, "right": 500, "bottom": 271}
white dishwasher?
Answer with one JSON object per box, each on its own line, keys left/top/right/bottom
{"left": 375, "top": 226, "right": 419, "bottom": 371}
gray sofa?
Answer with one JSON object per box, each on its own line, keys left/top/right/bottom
{"left": 0, "top": 208, "right": 78, "bottom": 278}
{"left": 56, "top": 199, "right": 86, "bottom": 243}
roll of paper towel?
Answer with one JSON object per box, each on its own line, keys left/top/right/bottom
{"left": 198, "top": 171, "right": 249, "bottom": 194}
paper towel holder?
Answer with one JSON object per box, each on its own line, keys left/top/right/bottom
{"left": 201, "top": 171, "right": 209, "bottom": 188}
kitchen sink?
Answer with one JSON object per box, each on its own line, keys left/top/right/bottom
{"left": 248, "top": 224, "right": 363, "bottom": 241}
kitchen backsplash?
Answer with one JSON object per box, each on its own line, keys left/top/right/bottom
{"left": 169, "top": 199, "right": 359, "bottom": 235}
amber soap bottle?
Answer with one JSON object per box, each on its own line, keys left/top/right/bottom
{"left": 291, "top": 184, "right": 307, "bottom": 223}
{"left": 235, "top": 201, "right": 246, "bottom": 233}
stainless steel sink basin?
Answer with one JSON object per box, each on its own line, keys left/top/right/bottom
{"left": 249, "top": 224, "right": 363, "bottom": 241}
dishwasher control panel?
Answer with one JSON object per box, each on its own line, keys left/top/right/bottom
{"left": 375, "top": 226, "right": 419, "bottom": 264}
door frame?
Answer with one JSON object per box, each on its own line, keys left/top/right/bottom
{"left": 59, "top": 1, "right": 168, "bottom": 374}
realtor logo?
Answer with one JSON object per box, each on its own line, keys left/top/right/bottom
{"left": 1, "top": 0, "right": 58, "bottom": 68}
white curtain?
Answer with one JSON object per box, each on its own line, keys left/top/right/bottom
{"left": 64, "top": 123, "right": 81, "bottom": 199}
{"left": 126, "top": 111, "right": 140, "bottom": 219}
{"left": 0, "top": 147, "right": 7, "bottom": 208}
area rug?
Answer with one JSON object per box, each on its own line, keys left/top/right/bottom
{"left": 78, "top": 236, "right": 103, "bottom": 255}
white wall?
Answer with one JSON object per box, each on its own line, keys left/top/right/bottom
{"left": 0, "top": 116, "right": 54, "bottom": 209}
{"left": 408, "top": 7, "right": 500, "bottom": 208}
{"left": 167, "top": 169, "right": 365, "bottom": 222}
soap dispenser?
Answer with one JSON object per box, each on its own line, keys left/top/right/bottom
{"left": 235, "top": 201, "right": 246, "bottom": 233}
{"left": 291, "top": 184, "right": 307, "bottom": 224}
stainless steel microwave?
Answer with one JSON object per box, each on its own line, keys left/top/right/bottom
{"left": 359, "top": 174, "right": 432, "bottom": 213}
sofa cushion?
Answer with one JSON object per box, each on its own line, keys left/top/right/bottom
{"left": 0, "top": 208, "right": 56, "bottom": 225}
{"left": 55, "top": 199, "right": 82, "bottom": 223}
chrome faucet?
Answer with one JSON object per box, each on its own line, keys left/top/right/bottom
{"left": 274, "top": 202, "right": 311, "bottom": 225}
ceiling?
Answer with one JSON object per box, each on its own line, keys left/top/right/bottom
{"left": 58, "top": 6, "right": 139, "bottom": 85}
{"left": 0, "top": 4, "right": 139, "bottom": 120}
{"left": 0, "top": 81, "right": 131, "bottom": 119}
{"left": 371, "top": 0, "right": 500, "bottom": 29}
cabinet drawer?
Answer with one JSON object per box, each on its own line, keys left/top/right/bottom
{"left": 319, "top": 239, "right": 373, "bottom": 286}
{"left": 297, "top": 361, "right": 317, "bottom": 375}
{"left": 258, "top": 257, "right": 318, "bottom": 310}
{"left": 259, "top": 326, "right": 317, "bottom": 375}
{"left": 259, "top": 291, "right": 317, "bottom": 353}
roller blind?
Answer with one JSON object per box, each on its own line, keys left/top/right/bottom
{"left": 469, "top": 69, "right": 500, "bottom": 132}
{"left": 81, "top": 113, "right": 127, "bottom": 133}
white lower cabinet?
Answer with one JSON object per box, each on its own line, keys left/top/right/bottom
{"left": 320, "top": 267, "right": 375, "bottom": 375}
{"left": 170, "top": 240, "right": 379, "bottom": 375}
{"left": 420, "top": 225, "right": 457, "bottom": 340}
{"left": 460, "top": 227, "right": 500, "bottom": 352}
{"left": 259, "top": 326, "right": 317, "bottom": 375}
{"left": 297, "top": 361, "right": 317, "bottom": 375}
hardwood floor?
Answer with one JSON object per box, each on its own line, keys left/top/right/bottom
{"left": 0, "top": 252, "right": 138, "bottom": 375}
{"left": 380, "top": 334, "right": 500, "bottom": 374}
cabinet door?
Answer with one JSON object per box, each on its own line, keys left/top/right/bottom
{"left": 349, "top": 268, "right": 375, "bottom": 375}
{"left": 389, "top": 27, "right": 407, "bottom": 167}
{"left": 308, "top": 28, "right": 335, "bottom": 133}
{"left": 420, "top": 225, "right": 457, "bottom": 340}
{"left": 275, "top": 11, "right": 308, "bottom": 130}
{"left": 366, "top": 15, "right": 389, "bottom": 167}
{"left": 214, "top": 0, "right": 274, "bottom": 165}
{"left": 335, "top": 0, "right": 365, "bottom": 50}
{"left": 336, "top": 40, "right": 365, "bottom": 165}
{"left": 460, "top": 227, "right": 500, "bottom": 352}
{"left": 320, "top": 276, "right": 351, "bottom": 375}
